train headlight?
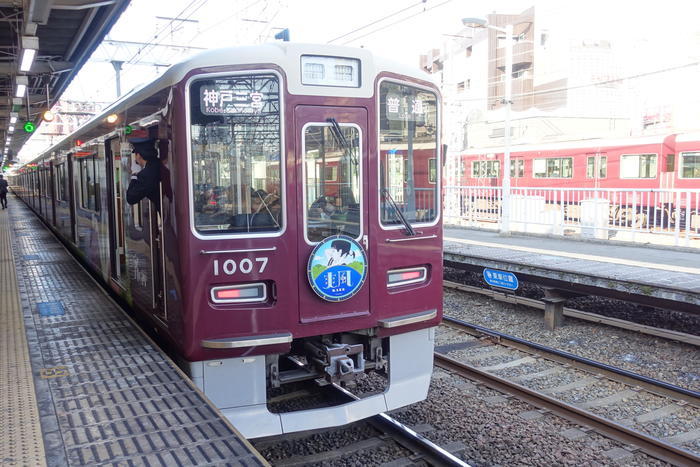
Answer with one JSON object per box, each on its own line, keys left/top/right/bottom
{"left": 387, "top": 267, "right": 427, "bottom": 288}
{"left": 210, "top": 283, "right": 267, "bottom": 304}
{"left": 301, "top": 55, "right": 360, "bottom": 88}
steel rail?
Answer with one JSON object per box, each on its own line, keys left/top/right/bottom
{"left": 441, "top": 315, "right": 700, "bottom": 403}
{"left": 332, "top": 384, "right": 470, "bottom": 467}
{"left": 443, "top": 280, "right": 700, "bottom": 347}
{"left": 434, "top": 352, "right": 700, "bottom": 466}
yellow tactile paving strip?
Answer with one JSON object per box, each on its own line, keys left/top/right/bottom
{"left": 0, "top": 207, "right": 47, "bottom": 466}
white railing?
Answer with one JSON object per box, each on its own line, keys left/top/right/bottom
{"left": 444, "top": 186, "right": 700, "bottom": 248}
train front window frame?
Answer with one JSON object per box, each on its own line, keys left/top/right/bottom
{"left": 302, "top": 122, "right": 363, "bottom": 245}
{"left": 680, "top": 151, "right": 700, "bottom": 179}
{"left": 378, "top": 79, "right": 440, "bottom": 230}
{"left": 620, "top": 153, "right": 657, "bottom": 179}
{"left": 186, "top": 71, "right": 284, "bottom": 239}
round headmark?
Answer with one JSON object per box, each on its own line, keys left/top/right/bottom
{"left": 307, "top": 235, "right": 367, "bottom": 302}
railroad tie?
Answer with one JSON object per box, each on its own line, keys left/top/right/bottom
{"left": 477, "top": 356, "right": 536, "bottom": 372}
{"left": 510, "top": 367, "right": 563, "bottom": 383}
{"left": 540, "top": 376, "right": 598, "bottom": 394}
{"left": 575, "top": 389, "right": 639, "bottom": 409}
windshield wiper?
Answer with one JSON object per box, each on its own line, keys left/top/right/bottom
{"left": 326, "top": 118, "right": 358, "bottom": 166}
{"left": 381, "top": 188, "right": 417, "bottom": 236}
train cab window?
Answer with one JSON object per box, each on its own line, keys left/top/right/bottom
{"left": 510, "top": 159, "right": 524, "bottom": 178}
{"left": 472, "top": 160, "right": 500, "bottom": 178}
{"left": 303, "top": 124, "right": 361, "bottom": 243}
{"left": 620, "top": 153, "right": 657, "bottom": 179}
{"left": 533, "top": 157, "right": 573, "bottom": 178}
{"left": 189, "top": 73, "right": 282, "bottom": 235}
{"left": 379, "top": 82, "right": 439, "bottom": 226}
{"left": 680, "top": 152, "right": 700, "bottom": 178}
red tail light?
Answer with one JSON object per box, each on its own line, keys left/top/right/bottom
{"left": 211, "top": 283, "right": 267, "bottom": 304}
{"left": 387, "top": 267, "right": 427, "bottom": 288}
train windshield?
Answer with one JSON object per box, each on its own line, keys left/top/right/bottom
{"left": 379, "top": 82, "right": 438, "bottom": 227}
{"left": 303, "top": 123, "right": 362, "bottom": 243}
{"left": 189, "top": 74, "right": 282, "bottom": 235}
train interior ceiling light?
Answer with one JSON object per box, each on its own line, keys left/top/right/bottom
{"left": 20, "top": 36, "right": 39, "bottom": 72}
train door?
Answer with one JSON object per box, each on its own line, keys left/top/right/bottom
{"left": 295, "top": 106, "right": 370, "bottom": 323}
{"left": 49, "top": 161, "right": 57, "bottom": 226}
{"left": 150, "top": 137, "right": 166, "bottom": 321}
{"left": 106, "top": 137, "right": 127, "bottom": 284}
{"left": 67, "top": 153, "right": 77, "bottom": 244}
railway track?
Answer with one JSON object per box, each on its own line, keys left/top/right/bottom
{"left": 253, "top": 385, "right": 470, "bottom": 466}
{"left": 435, "top": 316, "right": 700, "bottom": 466}
{"left": 444, "top": 280, "right": 700, "bottom": 346}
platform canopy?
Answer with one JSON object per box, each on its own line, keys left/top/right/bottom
{"left": 0, "top": 0, "right": 130, "bottom": 164}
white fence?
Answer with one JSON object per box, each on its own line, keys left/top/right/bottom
{"left": 444, "top": 186, "right": 700, "bottom": 248}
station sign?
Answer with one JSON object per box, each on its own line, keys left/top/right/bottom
{"left": 483, "top": 268, "right": 519, "bottom": 291}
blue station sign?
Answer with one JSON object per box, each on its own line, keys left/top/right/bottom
{"left": 307, "top": 235, "right": 368, "bottom": 302}
{"left": 483, "top": 268, "right": 519, "bottom": 291}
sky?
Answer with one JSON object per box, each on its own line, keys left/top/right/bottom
{"left": 19, "top": 0, "right": 700, "bottom": 159}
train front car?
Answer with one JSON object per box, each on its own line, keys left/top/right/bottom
{"left": 173, "top": 44, "right": 442, "bottom": 438}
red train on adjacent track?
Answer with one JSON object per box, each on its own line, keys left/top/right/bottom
{"left": 457, "top": 133, "right": 700, "bottom": 227}
{"left": 10, "top": 43, "right": 443, "bottom": 438}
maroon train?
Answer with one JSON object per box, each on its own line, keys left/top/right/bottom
{"left": 457, "top": 133, "right": 700, "bottom": 227}
{"left": 11, "top": 44, "right": 443, "bottom": 437}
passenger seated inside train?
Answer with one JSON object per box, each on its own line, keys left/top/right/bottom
{"left": 228, "top": 189, "right": 280, "bottom": 232}
{"left": 307, "top": 195, "right": 360, "bottom": 239}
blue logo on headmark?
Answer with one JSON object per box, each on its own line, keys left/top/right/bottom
{"left": 307, "top": 235, "right": 367, "bottom": 302}
{"left": 483, "top": 268, "right": 519, "bottom": 290}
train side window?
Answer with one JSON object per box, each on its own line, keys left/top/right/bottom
{"left": 586, "top": 157, "right": 595, "bottom": 178}
{"left": 379, "top": 81, "right": 439, "bottom": 226}
{"left": 599, "top": 156, "right": 607, "bottom": 178}
{"left": 510, "top": 159, "right": 524, "bottom": 178}
{"left": 429, "top": 158, "right": 437, "bottom": 183}
{"left": 77, "top": 152, "right": 101, "bottom": 211}
{"left": 666, "top": 154, "right": 676, "bottom": 172}
{"left": 472, "top": 160, "right": 500, "bottom": 178}
{"left": 620, "top": 153, "right": 657, "bottom": 179}
{"left": 533, "top": 157, "right": 573, "bottom": 178}
{"left": 680, "top": 152, "right": 700, "bottom": 178}
{"left": 189, "top": 73, "right": 282, "bottom": 236}
{"left": 55, "top": 163, "right": 66, "bottom": 201}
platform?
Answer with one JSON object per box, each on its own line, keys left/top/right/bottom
{"left": 0, "top": 201, "right": 267, "bottom": 466}
{"left": 443, "top": 227, "right": 700, "bottom": 315}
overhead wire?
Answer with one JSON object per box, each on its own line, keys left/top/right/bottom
{"left": 326, "top": 0, "right": 427, "bottom": 44}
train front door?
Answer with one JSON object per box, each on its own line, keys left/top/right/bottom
{"left": 295, "top": 106, "right": 370, "bottom": 323}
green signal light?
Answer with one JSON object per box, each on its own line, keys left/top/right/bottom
{"left": 125, "top": 125, "right": 133, "bottom": 135}
{"left": 23, "top": 121, "right": 36, "bottom": 133}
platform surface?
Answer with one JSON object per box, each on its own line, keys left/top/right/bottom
{"left": 0, "top": 200, "right": 267, "bottom": 466}
{"left": 444, "top": 227, "right": 700, "bottom": 311}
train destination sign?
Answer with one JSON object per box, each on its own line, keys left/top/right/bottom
{"left": 483, "top": 268, "right": 519, "bottom": 291}
{"left": 200, "top": 86, "right": 264, "bottom": 115}
{"left": 307, "top": 235, "right": 368, "bottom": 302}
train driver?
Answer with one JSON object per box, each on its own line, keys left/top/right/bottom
{"left": 127, "top": 137, "right": 161, "bottom": 212}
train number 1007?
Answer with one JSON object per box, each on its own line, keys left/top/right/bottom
{"left": 213, "top": 257, "right": 268, "bottom": 276}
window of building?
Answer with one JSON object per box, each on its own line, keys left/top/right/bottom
{"left": 620, "top": 153, "right": 657, "bottom": 179}
{"left": 189, "top": 74, "right": 282, "bottom": 235}
{"left": 379, "top": 81, "right": 439, "bottom": 226}
{"left": 466, "top": 46, "right": 472, "bottom": 57}
{"left": 510, "top": 159, "right": 524, "bottom": 178}
{"left": 457, "top": 81, "right": 465, "bottom": 92}
{"left": 533, "top": 157, "right": 573, "bottom": 178}
{"left": 680, "top": 152, "right": 700, "bottom": 178}
{"left": 472, "top": 160, "right": 500, "bottom": 178}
